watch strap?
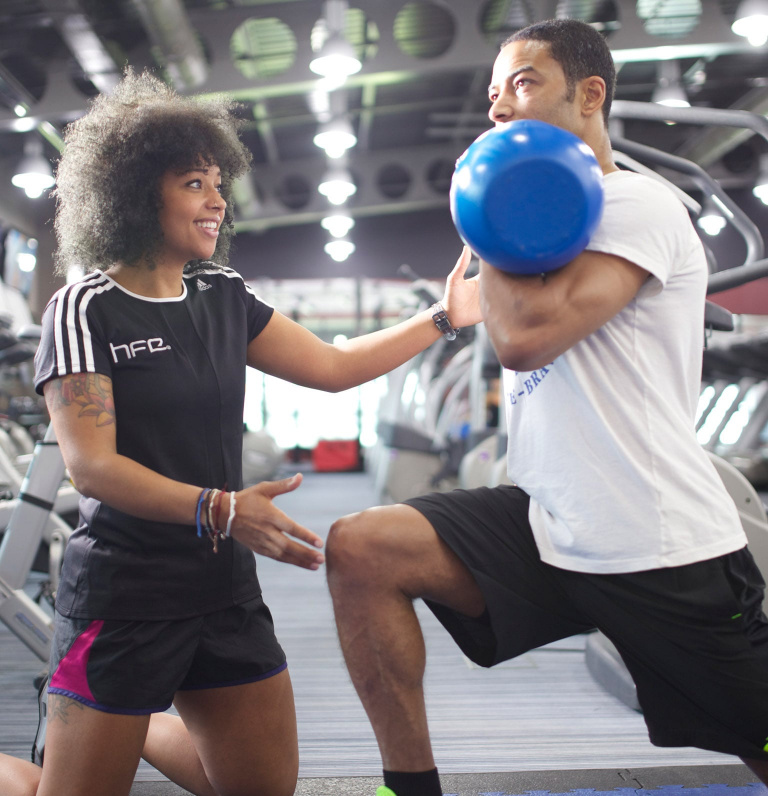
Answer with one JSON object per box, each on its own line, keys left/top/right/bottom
{"left": 430, "top": 302, "right": 459, "bottom": 341}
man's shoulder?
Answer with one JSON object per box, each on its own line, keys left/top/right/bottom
{"left": 603, "top": 169, "right": 690, "bottom": 223}
{"left": 603, "top": 169, "right": 682, "bottom": 205}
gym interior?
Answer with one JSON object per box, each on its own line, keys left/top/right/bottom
{"left": 1, "top": 1, "right": 768, "bottom": 794}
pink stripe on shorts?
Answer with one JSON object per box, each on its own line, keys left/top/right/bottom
{"left": 49, "top": 619, "right": 104, "bottom": 702}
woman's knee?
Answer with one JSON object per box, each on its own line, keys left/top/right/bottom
{"left": 0, "top": 753, "right": 41, "bottom": 796}
{"left": 212, "top": 765, "right": 297, "bottom": 796}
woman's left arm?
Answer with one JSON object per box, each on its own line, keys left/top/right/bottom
{"left": 247, "top": 247, "right": 481, "bottom": 392}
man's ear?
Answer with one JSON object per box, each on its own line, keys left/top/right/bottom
{"left": 581, "top": 75, "right": 606, "bottom": 118}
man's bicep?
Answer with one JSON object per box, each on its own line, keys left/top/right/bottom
{"left": 565, "top": 249, "right": 650, "bottom": 331}
{"left": 523, "top": 251, "right": 650, "bottom": 368}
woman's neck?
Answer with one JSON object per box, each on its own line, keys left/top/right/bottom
{"left": 105, "top": 261, "right": 185, "bottom": 299}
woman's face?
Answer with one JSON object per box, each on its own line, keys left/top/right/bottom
{"left": 156, "top": 164, "right": 226, "bottom": 266}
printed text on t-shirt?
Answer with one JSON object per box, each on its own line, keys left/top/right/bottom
{"left": 110, "top": 338, "right": 172, "bottom": 363}
{"left": 508, "top": 365, "right": 550, "bottom": 406}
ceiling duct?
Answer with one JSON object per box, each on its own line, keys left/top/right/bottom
{"left": 131, "top": 0, "right": 208, "bottom": 91}
{"left": 676, "top": 87, "right": 768, "bottom": 168}
{"left": 40, "top": 0, "right": 121, "bottom": 94}
{"left": 58, "top": 13, "right": 121, "bottom": 94}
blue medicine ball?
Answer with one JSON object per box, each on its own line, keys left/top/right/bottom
{"left": 450, "top": 119, "right": 604, "bottom": 275}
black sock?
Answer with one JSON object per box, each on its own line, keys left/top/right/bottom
{"left": 383, "top": 768, "right": 441, "bottom": 796}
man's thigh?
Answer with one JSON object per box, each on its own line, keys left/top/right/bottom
{"left": 566, "top": 547, "right": 768, "bottom": 760}
{"left": 405, "top": 485, "right": 594, "bottom": 668}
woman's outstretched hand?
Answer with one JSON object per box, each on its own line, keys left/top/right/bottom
{"left": 229, "top": 473, "right": 325, "bottom": 570}
{"left": 441, "top": 246, "right": 483, "bottom": 329}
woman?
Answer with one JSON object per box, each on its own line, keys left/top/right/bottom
{"left": 3, "top": 69, "right": 479, "bottom": 796}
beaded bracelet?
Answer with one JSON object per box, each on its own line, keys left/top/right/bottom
{"left": 213, "top": 489, "right": 224, "bottom": 534}
{"left": 196, "top": 487, "right": 228, "bottom": 552}
{"left": 225, "top": 491, "right": 237, "bottom": 537}
{"left": 206, "top": 488, "right": 220, "bottom": 536}
{"left": 196, "top": 488, "right": 211, "bottom": 538}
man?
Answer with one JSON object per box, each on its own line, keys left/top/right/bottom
{"left": 326, "top": 17, "right": 768, "bottom": 796}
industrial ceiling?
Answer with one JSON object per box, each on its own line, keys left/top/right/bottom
{"left": 0, "top": 0, "right": 766, "bottom": 290}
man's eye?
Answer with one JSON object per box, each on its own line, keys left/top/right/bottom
{"left": 489, "top": 92, "right": 498, "bottom": 103}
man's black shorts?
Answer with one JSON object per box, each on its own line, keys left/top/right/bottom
{"left": 47, "top": 595, "right": 286, "bottom": 714}
{"left": 405, "top": 484, "right": 768, "bottom": 761}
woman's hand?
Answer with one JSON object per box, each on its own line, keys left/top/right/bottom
{"left": 228, "top": 474, "right": 325, "bottom": 570}
{"left": 441, "top": 246, "right": 483, "bottom": 329}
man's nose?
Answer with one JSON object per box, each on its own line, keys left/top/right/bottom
{"left": 489, "top": 95, "right": 512, "bottom": 124}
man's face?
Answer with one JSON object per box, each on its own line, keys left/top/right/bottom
{"left": 487, "top": 39, "right": 582, "bottom": 135}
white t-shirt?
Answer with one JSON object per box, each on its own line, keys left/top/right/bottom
{"left": 503, "top": 170, "right": 746, "bottom": 574}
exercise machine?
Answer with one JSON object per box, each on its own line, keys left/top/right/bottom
{"left": 0, "top": 325, "right": 76, "bottom": 665}
{"left": 372, "top": 265, "right": 480, "bottom": 503}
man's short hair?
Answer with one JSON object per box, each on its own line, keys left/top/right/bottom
{"left": 502, "top": 18, "right": 616, "bottom": 125}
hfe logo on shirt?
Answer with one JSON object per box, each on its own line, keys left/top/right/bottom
{"left": 110, "top": 338, "right": 172, "bottom": 363}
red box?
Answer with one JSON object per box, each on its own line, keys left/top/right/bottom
{"left": 312, "top": 440, "right": 361, "bottom": 472}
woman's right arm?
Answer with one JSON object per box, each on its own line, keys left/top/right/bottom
{"left": 44, "top": 372, "right": 203, "bottom": 524}
{"left": 45, "top": 372, "right": 324, "bottom": 569}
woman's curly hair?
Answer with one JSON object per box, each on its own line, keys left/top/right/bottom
{"left": 53, "top": 68, "right": 252, "bottom": 275}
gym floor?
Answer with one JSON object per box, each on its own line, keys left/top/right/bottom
{"left": 1, "top": 467, "right": 765, "bottom": 796}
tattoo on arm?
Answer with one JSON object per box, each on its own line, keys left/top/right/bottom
{"left": 48, "top": 693, "right": 86, "bottom": 724}
{"left": 47, "top": 374, "right": 115, "bottom": 427}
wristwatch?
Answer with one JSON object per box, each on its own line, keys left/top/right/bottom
{"left": 430, "top": 302, "right": 459, "bottom": 341}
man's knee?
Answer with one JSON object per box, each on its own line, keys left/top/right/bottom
{"left": 326, "top": 508, "right": 380, "bottom": 581}
{"left": 327, "top": 504, "right": 425, "bottom": 588}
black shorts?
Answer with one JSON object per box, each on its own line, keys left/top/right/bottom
{"left": 47, "top": 595, "right": 286, "bottom": 714}
{"left": 405, "top": 484, "right": 768, "bottom": 761}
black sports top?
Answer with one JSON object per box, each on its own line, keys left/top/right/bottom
{"left": 34, "top": 266, "right": 275, "bottom": 620}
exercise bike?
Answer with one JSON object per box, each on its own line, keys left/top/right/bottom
{"left": 0, "top": 323, "right": 74, "bottom": 662}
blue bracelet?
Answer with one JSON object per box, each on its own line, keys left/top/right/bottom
{"left": 196, "top": 488, "right": 211, "bottom": 538}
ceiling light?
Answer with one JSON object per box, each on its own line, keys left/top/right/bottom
{"left": 652, "top": 83, "right": 690, "bottom": 108}
{"left": 316, "top": 74, "right": 348, "bottom": 92}
{"left": 13, "top": 104, "right": 27, "bottom": 117}
{"left": 17, "top": 252, "right": 37, "bottom": 272}
{"left": 309, "top": 33, "right": 361, "bottom": 79}
{"left": 652, "top": 59, "right": 690, "bottom": 111}
{"left": 313, "top": 118, "right": 357, "bottom": 159}
{"left": 697, "top": 202, "right": 727, "bottom": 236}
{"left": 11, "top": 117, "right": 37, "bottom": 133}
{"left": 754, "top": 183, "right": 768, "bottom": 204}
{"left": 732, "top": 0, "right": 768, "bottom": 46}
{"left": 753, "top": 155, "right": 768, "bottom": 205}
{"left": 321, "top": 214, "right": 355, "bottom": 238}
{"left": 318, "top": 168, "right": 356, "bottom": 205}
{"left": 11, "top": 137, "right": 55, "bottom": 199}
{"left": 324, "top": 238, "right": 355, "bottom": 261}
